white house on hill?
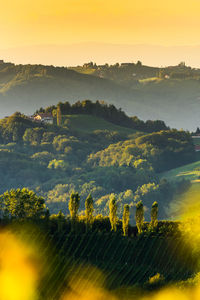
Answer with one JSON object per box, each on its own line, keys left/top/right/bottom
{"left": 33, "top": 113, "right": 53, "bottom": 124}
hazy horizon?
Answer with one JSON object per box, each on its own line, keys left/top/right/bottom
{"left": 2, "top": 42, "right": 200, "bottom": 68}
{"left": 1, "top": 0, "right": 200, "bottom": 67}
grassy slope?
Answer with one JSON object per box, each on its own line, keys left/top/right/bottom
{"left": 168, "top": 182, "right": 200, "bottom": 219}
{"left": 160, "top": 157, "right": 200, "bottom": 219}
{"left": 160, "top": 137, "right": 200, "bottom": 182}
{"left": 160, "top": 160, "right": 200, "bottom": 182}
{"left": 63, "top": 114, "right": 137, "bottom": 135}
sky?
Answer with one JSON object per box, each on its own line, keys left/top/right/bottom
{"left": 1, "top": 0, "right": 200, "bottom": 65}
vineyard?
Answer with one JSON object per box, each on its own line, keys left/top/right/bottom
{"left": 15, "top": 225, "right": 197, "bottom": 299}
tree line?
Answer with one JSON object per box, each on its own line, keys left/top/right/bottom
{"left": 0, "top": 188, "right": 159, "bottom": 236}
{"left": 37, "top": 100, "right": 169, "bottom": 133}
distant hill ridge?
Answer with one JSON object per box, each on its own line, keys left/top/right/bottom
{"left": 0, "top": 60, "right": 142, "bottom": 119}
{"left": 0, "top": 60, "right": 200, "bottom": 130}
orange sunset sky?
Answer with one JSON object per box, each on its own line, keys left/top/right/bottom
{"left": 0, "top": 0, "right": 200, "bottom": 65}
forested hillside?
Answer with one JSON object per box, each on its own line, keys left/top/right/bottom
{"left": 0, "top": 101, "right": 195, "bottom": 220}
{"left": 1, "top": 61, "right": 200, "bottom": 129}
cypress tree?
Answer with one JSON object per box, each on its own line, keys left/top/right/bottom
{"left": 109, "top": 195, "right": 117, "bottom": 232}
{"left": 122, "top": 204, "right": 130, "bottom": 236}
{"left": 57, "top": 210, "right": 65, "bottom": 233}
{"left": 150, "top": 201, "right": 158, "bottom": 228}
{"left": 44, "top": 208, "right": 50, "bottom": 222}
{"left": 57, "top": 104, "right": 62, "bottom": 126}
{"left": 135, "top": 201, "right": 144, "bottom": 234}
{"left": 69, "top": 192, "right": 80, "bottom": 231}
{"left": 85, "top": 194, "right": 94, "bottom": 231}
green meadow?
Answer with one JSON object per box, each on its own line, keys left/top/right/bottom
{"left": 62, "top": 114, "right": 137, "bottom": 135}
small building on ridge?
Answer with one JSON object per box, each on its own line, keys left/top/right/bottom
{"left": 33, "top": 113, "right": 53, "bottom": 124}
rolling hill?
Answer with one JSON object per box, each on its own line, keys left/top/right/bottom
{"left": 0, "top": 104, "right": 194, "bottom": 220}
{"left": 0, "top": 60, "right": 200, "bottom": 130}
{"left": 0, "top": 62, "right": 141, "bottom": 119}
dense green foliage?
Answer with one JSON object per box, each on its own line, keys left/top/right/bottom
{"left": 88, "top": 129, "right": 195, "bottom": 172}
{"left": 0, "top": 188, "right": 45, "bottom": 219}
{"left": 0, "top": 102, "right": 195, "bottom": 220}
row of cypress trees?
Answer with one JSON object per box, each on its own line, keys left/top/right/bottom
{"left": 135, "top": 201, "right": 158, "bottom": 234}
{"left": 110, "top": 196, "right": 158, "bottom": 236}
{"left": 68, "top": 192, "right": 158, "bottom": 235}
